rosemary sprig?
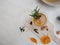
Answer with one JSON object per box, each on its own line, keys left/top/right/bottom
{"left": 30, "top": 7, "right": 41, "bottom": 19}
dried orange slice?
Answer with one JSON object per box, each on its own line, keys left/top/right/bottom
{"left": 30, "top": 37, "right": 37, "bottom": 44}
{"left": 33, "top": 13, "right": 47, "bottom": 26}
{"left": 41, "top": 35, "right": 51, "bottom": 44}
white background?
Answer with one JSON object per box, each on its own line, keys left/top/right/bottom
{"left": 0, "top": 0, "right": 60, "bottom": 45}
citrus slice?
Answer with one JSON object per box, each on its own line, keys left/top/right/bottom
{"left": 33, "top": 13, "right": 47, "bottom": 26}
{"left": 41, "top": 35, "right": 51, "bottom": 44}
{"left": 30, "top": 37, "right": 37, "bottom": 44}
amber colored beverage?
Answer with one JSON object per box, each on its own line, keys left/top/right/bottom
{"left": 45, "top": 0, "right": 58, "bottom": 3}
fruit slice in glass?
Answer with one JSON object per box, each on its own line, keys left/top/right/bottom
{"left": 33, "top": 13, "right": 47, "bottom": 26}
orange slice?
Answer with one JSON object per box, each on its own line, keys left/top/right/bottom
{"left": 33, "top": 13, "right": 47, "bottom": 26}
{"left": 41, "top": 35, "right": 51, "bottom": 44}
{"left": 30, "top": 37, "right": 37, "bottom": 44}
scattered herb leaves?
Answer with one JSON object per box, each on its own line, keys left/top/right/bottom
{"left": 34, "top": 29, "right": 39, "bottom": 34}
{"left": 34, "top": 29, "right": 38, "bottom": 31}
{"left": 30, "top": 21, "right": 33, "bottom": 25}
{"left": 46, "top": 28, "right": 48, "bottom": 31}
{"left": 19, "top": 27, "right": 25, "bottom": 32}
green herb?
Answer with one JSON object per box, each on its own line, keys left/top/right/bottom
{"left": 34, "top": 29, "right": 39, "bottom": 34}
{"left": 30, "top": 7, "right": 41, "bottom": 19}
{"left": 19, "top": 27, "right": 25, "bottom": 32}
{"left": 30, "top": 21, "right": 33, "bottom": 25}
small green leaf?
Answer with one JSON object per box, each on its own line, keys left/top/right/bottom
{"left": 30, "top": 7, "right": 41, "bottom": 19}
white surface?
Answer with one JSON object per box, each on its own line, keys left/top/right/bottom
{"left": 0, "top": 0, "right": 60, "bottom": 45}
